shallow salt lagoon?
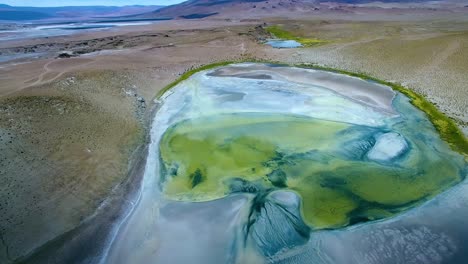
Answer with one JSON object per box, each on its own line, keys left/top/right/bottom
{"left": 0, "top": 21, "right": 160, "bottom": 41}
{"left": 265, "top": 39, "right": 302, "bottom": 48}
{"left": 102, "top": 63, "right": 467, "bottom": 263}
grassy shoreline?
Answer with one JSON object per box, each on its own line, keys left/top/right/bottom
{"left": 155, "top": 60, "right": 468, "bottom": 156}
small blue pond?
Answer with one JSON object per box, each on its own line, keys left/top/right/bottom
{"left": 265, "top": 39, "right": 302, "bottom": 48}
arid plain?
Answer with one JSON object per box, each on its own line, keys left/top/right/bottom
{"left": 1, "top": 11, "right": 468, "bottom": 263}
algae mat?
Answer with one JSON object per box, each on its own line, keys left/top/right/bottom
{"left": 103, "top": 63, "right": 467, "bottom": 263}
{"left": 158, "top": 63, "right": 466, "bottom": 229}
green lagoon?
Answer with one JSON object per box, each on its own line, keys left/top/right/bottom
{"left": 104, "top": 63, "right": 467, "bottom": 263}
{"left": 160, "top": 111, "right": 463, "bottom": 229}
{"left": 157, "top": 63, "right": 466, "bottom": 230}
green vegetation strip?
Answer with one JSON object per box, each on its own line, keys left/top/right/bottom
{"left": 265, "top": 25, "right": 326, "bottom": 47}
{"left": 154, "top": 60, "right": 468, "bottom": 156}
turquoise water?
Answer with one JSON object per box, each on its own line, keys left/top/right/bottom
{"left": 265, "top": 39, "right": 302, "bottom": 48}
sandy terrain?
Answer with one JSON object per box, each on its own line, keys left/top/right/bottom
{"left": 0, "top": 21, "right": 267, "bottom": 263}
{"left": 0, "top": 16, "right": 467, "bottom": 263}
{"left": 262, "top": 19, "right": 468, "bottom": 135}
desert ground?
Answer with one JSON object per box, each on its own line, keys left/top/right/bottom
{"left": 0, "top": 14, "right": 467, "bottom": 263}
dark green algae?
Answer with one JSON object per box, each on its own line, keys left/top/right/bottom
{"left": 158, "top": 101, "right": 465, "bottom": 229}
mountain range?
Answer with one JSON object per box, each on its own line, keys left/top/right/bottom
{"left": 1, "top": 0, "right": 467, "bottom": 22}
{"left": 0, "top": 4, "right": 163, "bottom": 21}
{"left": 133, "top": 0, "right": 468, "bottom": 20}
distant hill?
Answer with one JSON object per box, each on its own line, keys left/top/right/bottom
{"left": 130, "top": 0, "right": 468, "bottom": 20}
{"left": 0, "top": 4, "right": 164, "bottom": 21}
{"left": 133, "top": 0, "right": 315, "bottom": 19}
{"left": 0, "top": 10, "right": 53, "bottom": 20}
{"left": 2, "top": 0, "right": 466, "bottom": 22}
